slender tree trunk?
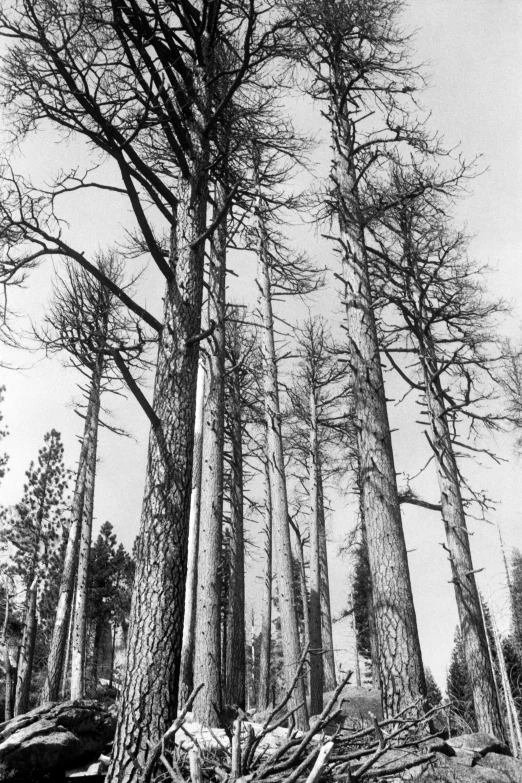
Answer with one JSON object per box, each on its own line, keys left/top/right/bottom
{"left": 193, "top": 184, "right": 227, "bottom": 727}
{"left": 179, "top": 361, "right": 206, "bottom": 706}
{"left": 3, "top": 592, "right": 12, "bottom": 721}
{"left": 60, "top": 595, "right": 74, "bottom": 700}
{"left": 350, "top": 592, "right": 362, "bottom": 688}
{"left": 317, "top": 468, "right": 336, "bottom": 691}
{"left": 256, "top": 193, "right": 308, "bottom": 730}
{"left": 359, "top": 509, "right": 381, "bottom": 690}
{"left": 257, "top": 462, "right": 272, "bottom": 712}
{"left": 336, "top": 141, "right": 426, "bottom": 717}
{"left": 308, "top": 391, "right": 323, "bottom": 715}
{"left": 42, "top": 378, "right": 99, "bottom": 703}
{"left": 14, "top": 579, "right": 37, "bottom": 716}
{"left": 92, "top": 617, "right": 104, "bottom": 689}
{"left": 70, "top": 364, "right": 101, "bottom": 701}
{"left": 421, "top": 343, "right": 504, "bottom": 737}
{"left": 295, "top": 530, "right": 311, "bottom": 690}
{"left": 224, "top": 369, "right": 246, "bottom": 707}
{"left": 107, "top": 159, "right": 209, "bottom": 780}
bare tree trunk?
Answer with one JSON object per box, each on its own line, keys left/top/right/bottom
{"left": 337, "top": 146, "right": 426, "bottom": 717}
{"left": 421, "top": 346, "right": 504, "bottom": 737}
{"left": 294, "top": 529, "right": 310, "bottom": 653}
{"left": 308, "top": 391, "right": 323, "bottom": 715}
{"left": 42, "top": 376, "right": 99, "bottom": 703}
{"left": 179, "top": 361, "right": 206, "bottom": 706}
{"left": 224, "top": 368, "right": 246, "bottom": 707}
{"left": 193, "top": 185, "right": 227, "bottom": 727}
{"left": 107, "top": 163, "right": 209, "bottom": 780}
{"left": 60, "top": 594, "right": 74, "bottom": 700}
{"left": 256, "top": 197, "right": 308, "bottom": 731}
{"left": 71, "top": 365, "right": 101, "bottom": 701}
{"left": 257, "top": 463, "right": 272, "bottom": 712}
{"left": 14, "top": 578, "right": 37, "bottom": 716}
{"left": 3, "top": 592, "right": 12, "bottom": 721}
{"left": 317, "top": 468, "right": 336, "bottom": 691}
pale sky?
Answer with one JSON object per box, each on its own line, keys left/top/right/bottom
{"left": 0, "top": 0, "right": 521, "bottom": 693}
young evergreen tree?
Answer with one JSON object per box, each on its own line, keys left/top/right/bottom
{"left": 6, "top": 429, "right": 69, "bottom": 714}
{"left": 447, "top": 626, "right": 477, "bottom": 733}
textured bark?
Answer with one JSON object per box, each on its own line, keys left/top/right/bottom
{"left": 317, "top": 469, "right": 336, "bottom": 691}
{"left": 179, "top": 361, "right": 206, "bottom": 707}
{"left": 421, "top": 344, "right": 504, "bottom": 737}
{"left": 337, "top": 142, "right": 426, "bottom": 717}
{"left": 14, "top": 581, "right": 37, "bottom": 716}
{"left": 359, "top": 510, "right": 381, "bottom": 690}
{"left": 256, "top": 202, "right": 308, "bottom": 729}
{"left": 224, "top": 368, "right": 246, "bottom": 708}
{"left": 308, "top": 391, "right": 323, "bottom": 716}
{"left": 70, "top": 365, "right": 101, "bottom": 701}
{"left": 257, "top": 465, "right": 272, "bottom": 712}
{"left": 295, "top": 530, "right": 311, "bottom": 675}
{"left": 42, "top": 375, "right": 99, "bottom": 703}
{"left": 193, "top": 186, "right": 227, "bottom": 727}
{"left": 107, "top": 166, "right": 209, "bottom": 781}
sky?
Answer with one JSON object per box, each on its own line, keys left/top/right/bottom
{"left": 0, "top": 0, "right": 521, "bottom": 693}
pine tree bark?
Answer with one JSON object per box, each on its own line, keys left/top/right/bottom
{"left": 193, "top": 184, "right": 227, "bottom": 727}
{"left": 317, "top": 468, "right": 336, "bottom": 691}
{"left": 224, "top": 368, "right": 246, "bottom": 708}
{"left": 257, "top": 463, "right": 272, "bottom": 712}
{"left": 70, "top": 364, "right": 101, "bottom": 700}
{"left": 107, "top": 166, "right": 209, "bottom": 782}
{"left": 420, "top": 340, "right": 504, "bottom": 737}
{"left": 336, "top": 142, "right": 426, "bottom": 716}
{"left": 179, "top": 361, "right": 206, "bottom": 707}
{"left": 42, "top": 375, "right": 99, "bottom": 703}
{"left": 308, "top": 391, "right": 323, "bottom": 715}
{"left": 256, "top": 197, "right": 308, "bottom": 729}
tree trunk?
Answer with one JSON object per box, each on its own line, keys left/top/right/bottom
{"left": 421, "top": 345, "right": 504, "bottom": 737}
{"left": 3, "top": 592, "right": 12, "bottom": 721}
{"left": 308, "top": 391, "right": 323, "bottom": 716}
{"left": 14, "top": 579, "right": 37, "bottom": 716}
{"left": 70, "top": 364, "right": 101, "bottom": 701}
{"left": 359, "top": 509, "right": 381, "bottom": 690}
{"left": 42, "top": 376, "right": 99, "bottom": 703}
{"left": 257, "top": 463, "right": 272, "bottom": 712}
{"left": 224, "top": 368, "right": 246, "bottom": 708}
{"left": 193, "top": 184, "right": 227, "bottom": 727}
{"left": 256, "top": 201, "right": 308, "bottom": 729}
{"left": 295, "top": 530, "right": 311, "bottom": 681}
{"left": 336, "top": 141, "right": 426, "bottom": 717}
{"left": 107, "top": 161, "right": 209, "bottom": 781}
{"left": 317, "top": 467, "right": 336, "bottom": 691}
{"left": 179, "top": 361, "right": 206, "bottom": 707}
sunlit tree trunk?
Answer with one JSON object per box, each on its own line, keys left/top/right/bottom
{"left": 421, "top": 338, "right": 504, "bottom": 737}
{"left": 193, "top": 184, "right": 227, "bottom": 726}
{"left": 71, "top": 364, "right": 102, "bottom": 700}
{"left": 42, "top": 376, "right": 99, "bottom": 703}
{"left": 224, "top": 367, "right": 246, "bottom": 707}
{"left": 179, "top": 361, "right": 206, "bottom": 706}
{"left": 256, "top": 199, "right": 308, "bottom": 729}
{"left": 336, "top": 139, "right": 426, "bottom": 716}
{"left": 317, "top": 468, "right": 336, "bottom": 691}
{"left": 308, "top": 390, "right": 323, "bottom": 715}
{"left": 257, "top": 462, "right": 272, "bottom": 711}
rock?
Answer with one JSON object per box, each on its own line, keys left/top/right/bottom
{"left": 477, "top": 752, "right": 522, "bottom": 782}
{"left": 0, "top": 700, "right": 115, "bottom": 776}
{"left": 446, "top": 732, "right": 511, "bottom": 757}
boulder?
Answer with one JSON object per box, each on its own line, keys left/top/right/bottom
{"left": 446, "top": 732, "right": 510, "bottom": 757}
{"left": 477, "top": 752, "right": 522, "bottom": 783}
{"left": 0, "top": 700, "right": 115, "bottom": 776}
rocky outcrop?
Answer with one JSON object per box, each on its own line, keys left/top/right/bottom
{"left": 0, "top": 700, "right": 115, "bottom": 777}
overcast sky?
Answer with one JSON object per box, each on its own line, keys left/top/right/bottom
{"left": 0, "top": 0, "right": 521, "bottom": 692}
